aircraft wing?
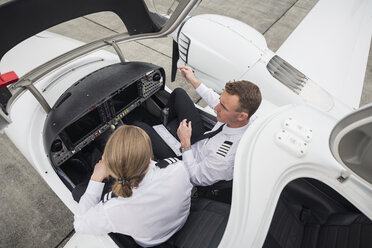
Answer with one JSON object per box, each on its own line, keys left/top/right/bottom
{"left": 277, "top": 0, "right": 372, "bottom": 109}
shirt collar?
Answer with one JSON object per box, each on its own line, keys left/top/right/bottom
{"left": 222, "top": 116, "right": 255, "bottom": 135}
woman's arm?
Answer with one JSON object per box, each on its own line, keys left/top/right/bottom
{"left": 73, "top": 160, "right": 113, "bottom": 235}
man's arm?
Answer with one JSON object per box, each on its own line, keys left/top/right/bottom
{"left": 177, "top": 119, "right": 233, "bottom": 186}
{"left": 178, "top": 66, "right": 220, "bottom": 109}
{"left": 178, "top": 66, "right": 201, "bottom": 89}
{"left": 182, "top": 147, "right": 234, "bottom": 186}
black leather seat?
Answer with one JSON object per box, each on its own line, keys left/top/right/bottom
{"left": 110, "top": 198, "right": 231, "bottom": 248}
{"left": 166, "top": 198, "right": 230, "bottom": 248}
{"left": 196, "top": 180, "right": 233, "bottom": 204}
{"left": 263, "top": 178, "right": 372, "bottom": 248}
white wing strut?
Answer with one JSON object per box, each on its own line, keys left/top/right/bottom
{"left": 277, "top": 0, "right": 372, "bottom": 109}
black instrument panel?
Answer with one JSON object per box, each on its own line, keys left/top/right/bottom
{"left": 44, "top": 62, "right": 165, "bottom": 167}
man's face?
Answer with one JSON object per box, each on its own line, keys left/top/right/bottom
{"left": 214, "top": 91, "right": 246, "bottom": 127}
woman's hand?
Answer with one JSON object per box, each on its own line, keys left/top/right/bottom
{"left": 177, "top": 119, "right": 192, "bottom": 149}
{"left": 91, "top": 159, "right": 109, "bottom": 182}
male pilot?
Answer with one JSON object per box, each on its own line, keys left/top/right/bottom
{"left": 175, "top": 66, "right": 262, "bottom": 186}
{"left": 135, "top": 66, "right": 261, "bottom": 186}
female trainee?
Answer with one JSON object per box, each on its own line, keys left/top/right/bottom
{"left": 73, "top": 125, "right": 193, "bottom": 247}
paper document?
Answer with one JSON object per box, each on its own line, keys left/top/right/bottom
{"left": 152, "top": 124, "right": 182, "bottom": 156}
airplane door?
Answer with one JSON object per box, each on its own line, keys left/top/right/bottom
{"left": 330, "top": 103, "right": 372, "bottom": 185}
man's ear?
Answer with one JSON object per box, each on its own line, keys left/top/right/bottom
{"left": 238, "top": 111, "right": 249, "bottom": 121}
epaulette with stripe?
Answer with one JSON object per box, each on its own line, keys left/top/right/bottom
{"left": 102, "top": 191, "right": 117, "bottom": 203}
{"left": 216, "top": 141, "right": 233, "bottom": 157}
{"left": 155, "top": 157, "right": 179, "bottom": 168}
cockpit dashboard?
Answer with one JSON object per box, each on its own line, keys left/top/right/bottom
{"left": 43, "top": 62, "right": 165, "bottom": 168}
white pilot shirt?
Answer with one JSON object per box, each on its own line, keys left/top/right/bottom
{"left": 182, "top": 83, "right": 252, "bottom": 186}
{"left": 73, "top": 160, "right": 193, "bottom": 247}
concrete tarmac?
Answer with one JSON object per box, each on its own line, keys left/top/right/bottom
{"left": 0, "top": 0, "right": 371, "bottom": 247}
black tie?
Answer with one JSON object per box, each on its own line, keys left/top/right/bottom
{"left": 191, "top": 124, "right": 225, "bottom": 144}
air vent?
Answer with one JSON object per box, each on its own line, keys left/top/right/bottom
{"left": 267, "top": 55, "right": 334, "bottom": 111}
{"left": 267, "top": 55, "right": 307, "bottom": 94}
{"left": 178, "top": 32, "right": 191, "bottom": 64}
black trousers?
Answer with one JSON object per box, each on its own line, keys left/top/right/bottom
{"left": 135, "top": 88, "right": 206, "bottom": 160}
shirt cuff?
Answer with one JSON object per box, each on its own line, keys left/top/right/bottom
{"left": 195, "top": 83, "right": 208, "bottom": 95}
{"left": 86, "top": 180, "right": 105, "bottom": 195}
{"left": 182, "top": 149, "right": 195, "bottom": 163}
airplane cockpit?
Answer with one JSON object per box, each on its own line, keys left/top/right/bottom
{"left": 42, "top": 60, "right": 232, "bottom": 247}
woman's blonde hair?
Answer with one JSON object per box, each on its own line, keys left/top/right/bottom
{"left": 103, "top": 125, "right": 153, "bottom": 198}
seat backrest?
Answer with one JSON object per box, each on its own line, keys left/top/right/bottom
{"left": 166, "top": 198, "right": 231, "bottom": 248}
{"left": 109, "top": 198, "right": 231, "bottom": 248}
{"left": 263, "top": 178, "right": 372, "bottom": 248}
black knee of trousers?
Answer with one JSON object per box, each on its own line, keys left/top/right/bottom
{"left": 167, "top": 88, "right": 196, "bottom": 118}
{"left": 170, "top": 88, "right": 190, "bottom": 104}
{"left": 167, "top": 88, "right": 206, "bottom": 138}
{"left": 172, "top": 87, "right": 187, "bottom": 96}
